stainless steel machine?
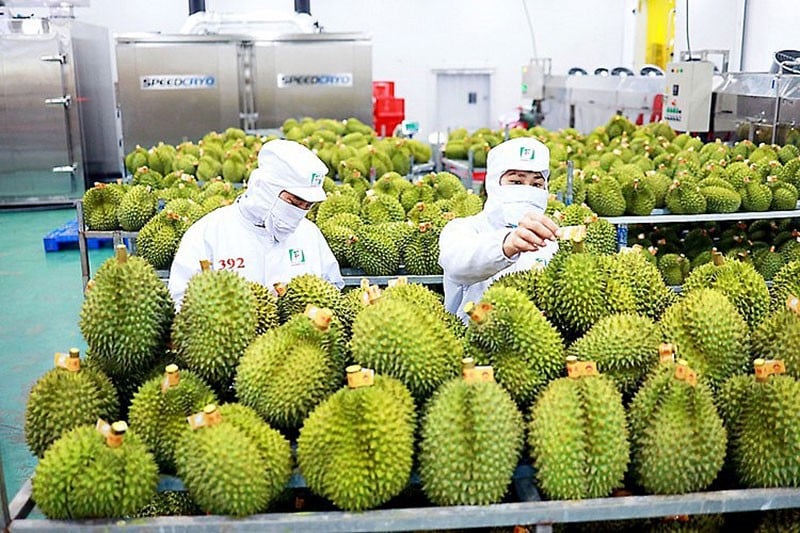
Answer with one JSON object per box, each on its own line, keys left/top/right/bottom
{"left": 115, "top": 31, "right": 372, "bottom": 151}
{"left": 0, "top": 14, "right": 122, "bottom": 206}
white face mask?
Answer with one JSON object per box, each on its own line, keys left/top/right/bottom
{"left": 496, "top": 185, "right": 549, "bottom": 227}
{"left": 264, "top": 196, "right": 308, "bottom": 241}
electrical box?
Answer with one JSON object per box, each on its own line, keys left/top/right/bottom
{"left": 521, "top": 61, "right": 545, "bottom": 101}
{"left": 663, "top": 61, "right": 714, "bottom": 132}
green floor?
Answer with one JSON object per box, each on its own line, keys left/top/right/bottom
{"left": 0, "top": 208, "right": 114, "bottom": 502}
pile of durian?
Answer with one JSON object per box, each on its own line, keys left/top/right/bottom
{"left": 23, "top": 228, "right": 800, "bottom": 522}
{"left": 623, "top": 218, "right": 800, "bottom": 285}
{"left": 445, "top": 116, "right": 800, "bottom": 216}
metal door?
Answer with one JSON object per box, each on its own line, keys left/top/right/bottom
{"left": 0, "top": 23, "right": 77, "bottom": 202}
{"left": 435, "top": 72, "right": 491, "bottom": 133}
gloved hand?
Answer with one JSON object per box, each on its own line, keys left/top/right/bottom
{"left": 502, "top": 212, "right": 559, "bottom": 257}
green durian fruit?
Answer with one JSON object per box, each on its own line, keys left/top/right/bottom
{"left": 351, "top": 224, "right": 401, "bottom": 276}
{"left": 701, "top": 186, "right": 741, "bottom": 213}
{"left": 175, "top": 403, "right": 292, "bottom": 516}
{"left": 751, "top": 301, "right": 800, "bottom": 378}
{"left": 360, "top": 190, "right": 405, "bottom": 224}
{"left": 147, "top": 143, "right": 176, "bottom": 175}
{"left": 490, "top": 266, "right": 541, "bottom": 303}
{"left": 658, "top": 253, "right": 691, "bottom": 285}
{"left": 24, "top": 351, "right": 119, "bottom": 458}
{"left": 196, "top": 155, "right": 223, "bottom": 181}
{"left": 275, "top": 273, "right": 342, "bottom": 323}
{"left": 136, "top": 210, "right": 191, "bottom": 270}
{"left": 567, "top": 313, "right": 660, "bottom": 397}
{"left": 381, "top": 280, "right": 465, "bottom": 339}
{"left": 528, "top": 363, "right": 629, "bottom": 500}
{"left": 665, "top": 179, "right": 706, "bottom": 214}
{"left": 403, "top": 222, "right": 443, "bottom": 275}
{"left": 602, "top": 251, "right": 676, "bottom": 320}
{"left": 79, "top": 247, "right": 174, "bottom": 379}
{"left": 628, "top": 360, "right": 726, "bottom": 494}
{"left": 358, "top": 145, "right": 392, "bottom": 178}
{"left": 537, "top": 244, "right": 636, "bottom": 340}
{"left": 464, "top": 285, "right": 564, "bottom": 407}
{"left": 235, "top": 309, "right": 346, "bottom": 430}
{"left": 400, "top": 181, "right": 436, "bottom": 212}
{"left": 132, "top": 166, "right": 163, "bottom": 189}
{"left": 350, "top": 296, "right": 463, "bottom": 400}
{"left": 622, "top": 178, "right": 657, "bottom": 216}
{"left": 770, "top": 260, "right": 800, "bottom": 311}
{"left": 248, "top": 281, "right": 279, "bottom": 335}
{"left": 752, "top": 246, "right": 785, "bottom": 281}
{"left": 740, "top": 178, "right": 773, "bottom": 212}
{"left": 586, "top": 176, "right": 626, "bottom": 216}
{"left": 319, "top": 221, "right": 356, "bottom": 268}
{"left": 682, "top": 254, "right": 769, "bottom": 330}
{"left": 754, "top": 510, "right": 800, "bottom": 533}
{"left": 660, "top": 288, "right": 750, "bottom": 389}
{"left": 125, "top": 145, "right": 149, "bottom": 175}
{"left": 407, "top": 138, "right": 433, "bottom": 164}
{"left": 32, "top": 423, "right": 158, "bottom": 519}
{"left": 116, "top": 185, "right": 157, "bottom": 231}
{"left": 444, "top": 140, "right": 468, "bottom": 160}
{"left": 171, "top": 153, "right": 198, "bottom": 175}
{"left": 128, "top": 365, "right": 216, "bottom": 472}
{"left": 718, "top": 364, "right": 800, "bottom": 488}
{"left": 447, "top": 189, "right": 484, "bottom": 217}
{"left": 297, "top": 374, "right": 415, "bottom": 511}
{"left": 420, "top": 375, "right": 523, "bottom": 506}
{"left": 767, "top": 176, "right": 799, "bottom": 210}
{"left": 134, "top": 490, "right": 199, "bottom": 517}
{"left": 172, "top": 269, "right": 257, "bottom": 389}
{"left": 424, "top": 171, "right": 465, "bottom": 200}
{"left": 83, "top": 183, "right": 125, "bottom": 230}
{"left": 316, "top": 191, "right": 360, "bottom": 226}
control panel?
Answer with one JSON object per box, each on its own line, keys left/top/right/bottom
{"left": 663, "top": 61, "right": 714, "bottom": 132}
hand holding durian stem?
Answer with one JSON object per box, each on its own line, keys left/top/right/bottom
{"left": 502, "top": 213, "right": 559, "bottom": 258}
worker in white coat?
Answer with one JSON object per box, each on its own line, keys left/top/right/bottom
{"left": 168, "top": 139, "right": 344, "bottom": 310}
{"left": 438, "top": 137, "right": 559, "bottom": 322}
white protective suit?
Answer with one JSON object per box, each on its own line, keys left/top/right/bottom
{"left": 438, "top": 137, "right": 559, "bottom": 322}
{"left": 168, "top": 139, "right": 344, "bottom": 310}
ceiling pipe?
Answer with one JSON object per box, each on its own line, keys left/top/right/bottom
{"left": 294, "top": 0, "right": 310, "bottom": 15}
{"left": 189, "top": 0, "right": 205, "bottom": 16}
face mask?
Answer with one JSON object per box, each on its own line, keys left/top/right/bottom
{"left": 498, "top": 185, "right": 549, "bottom": 227}
{"left": 264, "top": 196, "right": 308, "bottom": 241}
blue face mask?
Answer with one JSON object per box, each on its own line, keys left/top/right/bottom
{"left": 496, "top": 185, "right": 549, "bottom": 227}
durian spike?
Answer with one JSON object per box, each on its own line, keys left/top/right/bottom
{"left": 114, "top": 244, "right": 129, "bottom": 264}
{"left": 199, "top": 259, "right": 211, "bottom": 272}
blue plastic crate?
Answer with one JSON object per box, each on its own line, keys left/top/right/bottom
{"left": 43, "top": 219, "right": 114, "bottom": 252}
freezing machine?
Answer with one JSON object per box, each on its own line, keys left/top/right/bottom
{"left": 0, "top": 16, "right": 121, "bottom": 206}
{"left": 115, "top": 32, "right": 372, "bottom": 151}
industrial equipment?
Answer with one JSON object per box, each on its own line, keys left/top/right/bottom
{"left": 116, "top": 30, "right": 373, "bottom": 152}
{"left": 0, "top": 5, "right": 121, "bottom": 206}
{"left": 663, "top": 60, "right": 714, "bottom": 133}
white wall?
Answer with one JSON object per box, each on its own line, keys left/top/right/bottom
{"left": 741, "top": 0, "right": 800, "bottom": 72}
{"left": 11, "top": 0, "right": 797, "bottom": 138}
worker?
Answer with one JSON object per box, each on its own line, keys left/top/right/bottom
{"left": 438, "top": 137, "right": 559, "bottom": 321}
{"left": 168, "top": 139, "right": 344, "bottom": 310}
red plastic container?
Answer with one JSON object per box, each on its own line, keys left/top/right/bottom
{"left": 372, "top": 81, "right": 395, "bottom": 99}
{"left": 373, "top": 96, "right": 405, "bottom": 136}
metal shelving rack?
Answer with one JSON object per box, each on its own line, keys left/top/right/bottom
{"left": 6, "top": 477, "right": 800, "bottom": 532}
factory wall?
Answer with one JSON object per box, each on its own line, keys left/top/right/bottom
{"left": 6, "top": 0, "right": 799, "bottom": 139}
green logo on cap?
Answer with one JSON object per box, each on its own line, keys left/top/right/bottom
{"left": 310, "top": 172, "right": 323, "bottom": 186}
{"left": 519, "top": 147, "right": 535, "bottom": 160}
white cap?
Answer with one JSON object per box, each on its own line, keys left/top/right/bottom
{"left": 485, "top": 137, "right": 550, "bottom": 185}
{"left": 256, "top": 139, "right": 328, "bottom": 203}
